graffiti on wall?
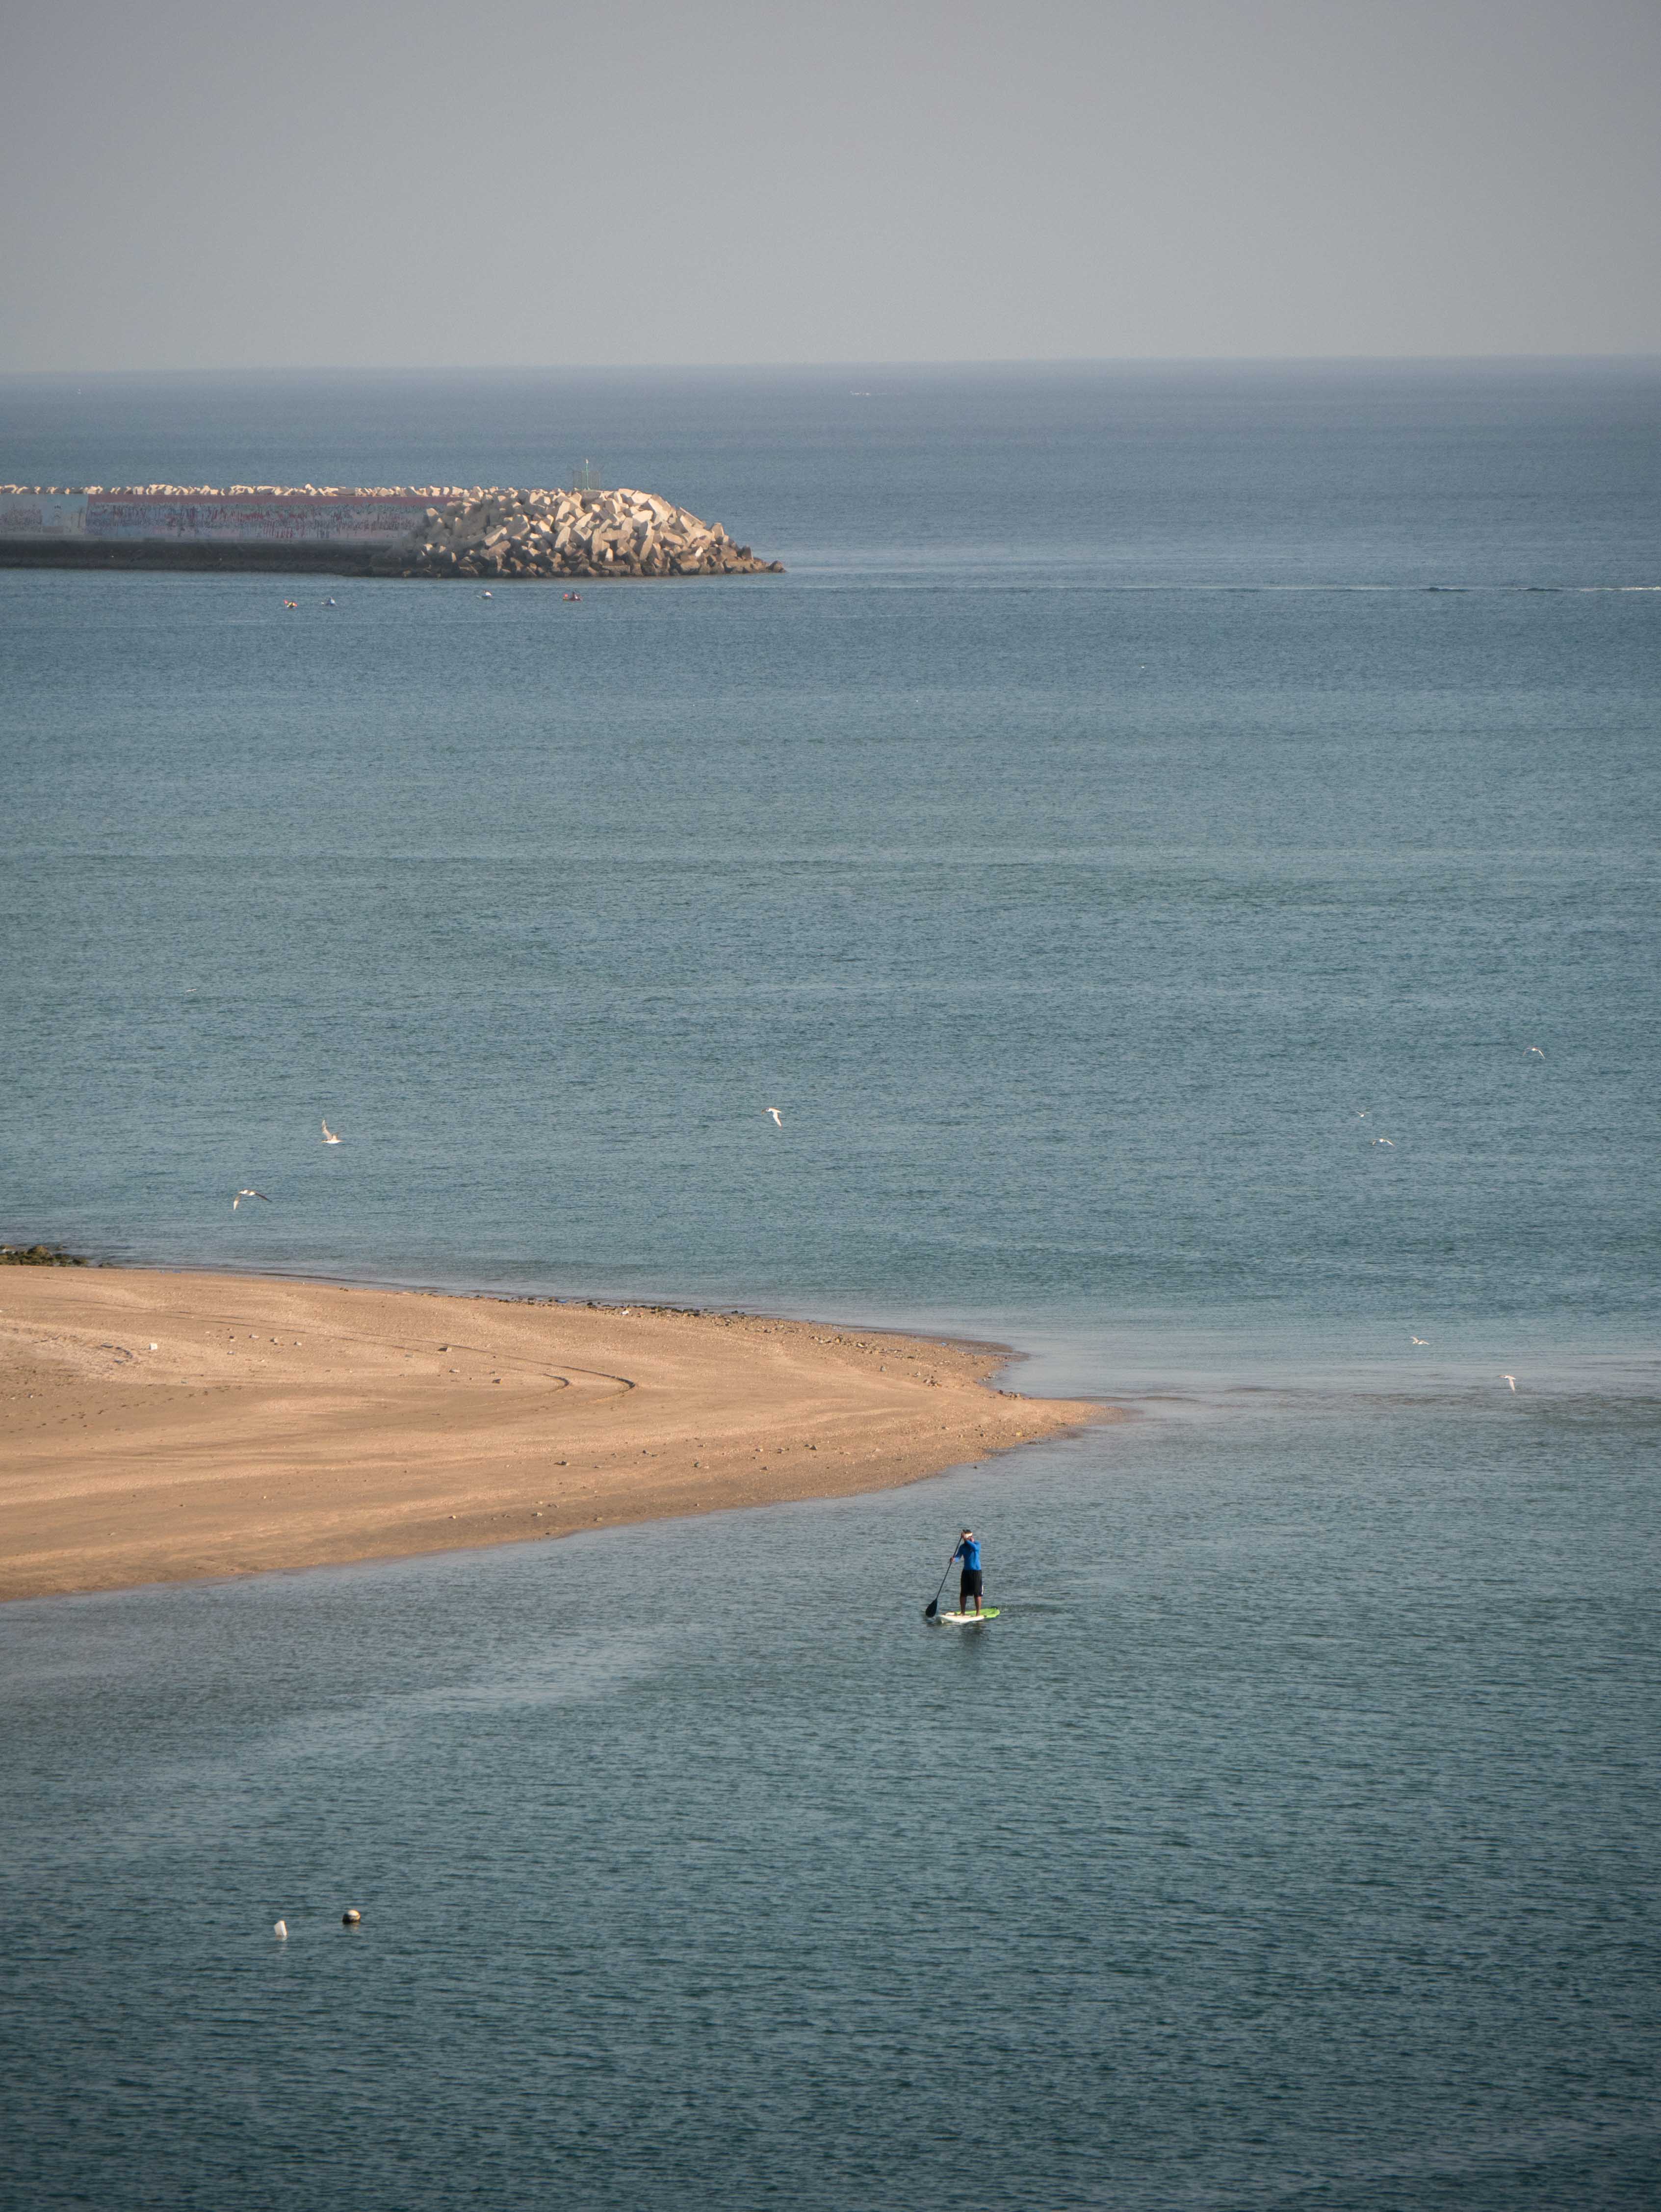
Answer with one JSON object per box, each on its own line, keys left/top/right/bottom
{"left": 0, "top": 493, "right": 89, "bottom": 534}
{"left": 80, "top": 494, "right": 430, "bottom": 543}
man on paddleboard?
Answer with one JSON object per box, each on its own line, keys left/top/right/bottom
{"left": 953, "top": 1528, "right": 985, "bottom": 1615}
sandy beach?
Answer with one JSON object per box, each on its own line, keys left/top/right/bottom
{"left": 0, "top": 1268, "right": 1107, "bottom": 1602}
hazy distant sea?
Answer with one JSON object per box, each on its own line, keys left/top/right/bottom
{"left": 2, "top": 362, "right": 1659, "bottom": 2208}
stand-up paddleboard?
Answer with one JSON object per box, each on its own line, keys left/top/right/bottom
{"left": 930, "top": 1608, "right": 1000, "bottom": 1625}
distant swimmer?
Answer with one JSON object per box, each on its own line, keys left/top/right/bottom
{"left": 1503, "top": 1375, "right": 1517, "bottom": 1391}
{"left": 321, "top": 1119, "right": 341, "bottom": 1145}
{"left": 766, "top": 1106, "right": 783, "bottom": 1128}
{"left": 232, "top": 1189, "right": 271, "bottom": 1210}
{"left": 283, "top": 599, "right": 298, "bottom": 610}
{"left": 563, "top": 591, "right": 582, "bottom": 601}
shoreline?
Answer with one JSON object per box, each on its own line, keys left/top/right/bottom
{"left": 0, "top": 1265, "right": 1112, "bottom": 1605}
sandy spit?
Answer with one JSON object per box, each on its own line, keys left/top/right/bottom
{"left": 0, "top": 1269, "right": 1111, "bottom": 1602}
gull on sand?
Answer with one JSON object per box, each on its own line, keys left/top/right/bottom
{"left": 321, "top": 1119, "right": 341, "bottom": 1144}
{"left": 766, "top": 1107, "right": 783, "bottom": 1128}
{"left": 233, "top": 1189, "right": 271, "bottom": 1211}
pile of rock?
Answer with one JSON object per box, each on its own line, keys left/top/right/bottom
{"left": 372, "top": 486, "right": 784, "bottom": 581}
{"left": 0, "top": 1244, "right": 87, "bottom": 1266}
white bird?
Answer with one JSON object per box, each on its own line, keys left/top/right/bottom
{"left": 1503, "top": 1374, "right": 1517, "bottom": 1391}
{"left": 273, "top": 1919, "right": 287, "bottom": 1939}
{"left": 321, "top": 1119, "right": 341, "bottom": 1144}
{"left": 1528, "top": 1046, "right": 1546, "bottom": 1058}
{"left": 766, "top": 1107, "right": 783, "bottom": 1128}
{"left": 233, "top": 1189, "right": 271, "bottom": 1210}
{"left": 1410, "top": 1336, "right": 1428, "bottom": 1346}
{"left": 1372, "top": 1137, "right": 1395, "bottom": 1146}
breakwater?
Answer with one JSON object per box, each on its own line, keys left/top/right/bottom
{"left": 0, "top": 484, "right": 783, "bottom": 579}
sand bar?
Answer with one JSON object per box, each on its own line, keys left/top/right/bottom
{"left": 0, "top": 1269, "right": 1108, "bottom": 1602}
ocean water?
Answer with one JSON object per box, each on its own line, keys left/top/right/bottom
{"left": 2, "top": 362, "right": 1659, "bottom": 2206}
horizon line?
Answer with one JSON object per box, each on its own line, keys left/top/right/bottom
{"left": 3, "top": 351, "right": 1660, "bottom": 383}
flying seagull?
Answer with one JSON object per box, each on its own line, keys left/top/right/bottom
{"left": 321, "top": 1119, "right": 341, "bottom": 1144}
{"left": 1528, "top": 1046, "right": 1546, "bottom": 1058}
{"left": 1410, "top": 1336, "right": 1428, "bottom": 1346}
{"left": 233, "top": 1189, "right": 271, "bottom": 1211}
{"left": 766, "top": 1107, "right": 783, "bottom": 1128}
{"left": 1372, "top": 1137, "right": 1395, "bottom": 1146}
{"left": 1503, "top": 1374, "right": 1517, "bottom": 1391}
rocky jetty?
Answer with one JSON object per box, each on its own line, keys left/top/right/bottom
{"left": 371, "top": 486, "right": 784, "bottom": 581}
{"left": 0, "top": 481, "right": 783, "bottom": 579}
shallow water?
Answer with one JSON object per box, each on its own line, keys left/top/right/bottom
{"left": 4, "top": 1393, "right": 1658, "bottom": 2209}
{"left": 1, "top": 362, "right": 1659, "bottom": 2205}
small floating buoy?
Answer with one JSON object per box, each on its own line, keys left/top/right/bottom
{"left": 273, "top": 1919, "right": 287, "bottom": 1939}
{"left": 342, "top": 1908, "right": 361, "bottom": 1926}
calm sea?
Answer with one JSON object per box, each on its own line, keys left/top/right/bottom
{"left": 2, "top": 362, "right": 1659, "bottom": 2207}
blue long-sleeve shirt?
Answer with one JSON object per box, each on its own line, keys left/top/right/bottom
{"left": 954, "top": 1537, "right": 982, "bottom": 1571}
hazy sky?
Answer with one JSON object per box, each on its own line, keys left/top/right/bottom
{"left": 4, "top": 0, "right": 1658, "bottom": 371}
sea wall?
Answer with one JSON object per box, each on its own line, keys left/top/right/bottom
{"left": 0, "top": 483, "right": 783, "bottom": 578}
{"left": 0, "top": 487, "right": 435, "bottom": 544}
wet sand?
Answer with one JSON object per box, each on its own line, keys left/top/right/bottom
{"left": 0, "top": 1269, "right": 1109, "bottom": 1602}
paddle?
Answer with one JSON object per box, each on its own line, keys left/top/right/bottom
{"left": 923, "top": 1551, "right": 957, "bottom": 1620}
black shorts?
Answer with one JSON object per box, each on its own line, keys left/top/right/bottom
{"left": 960, "top": 1567, "right": 984, "bottom": 1602}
